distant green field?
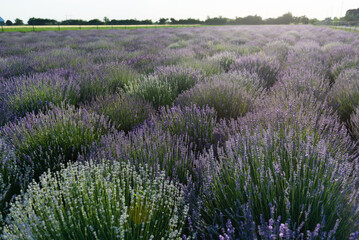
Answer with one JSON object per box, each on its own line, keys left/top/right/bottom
{"left": 0, "top": 24, "right": 202, "bottom": 33}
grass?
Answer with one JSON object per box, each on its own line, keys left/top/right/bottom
{"left": 327, "top": 25, "right": 359, "bottom": 33}
{"left": 0, "top": 24, "right": 202, "bottom": 33}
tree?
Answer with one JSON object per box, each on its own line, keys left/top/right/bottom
{"left": 308, "top": 18, "right": 319, "bottom": 24}
{"left": 345, "top": 8, "right": 359, "bottom": 21}
{"left": 242, "top": 15, "right": 263, "bottom": 24}
{"left": 204, "top": 16, "right": 228, "bottom": 25}
{"left": 293, "top": 15, "right": 309, "bottom": 24}
{"left": 103, "top": 16, "right": 110, "bottom": 25}
{"left": 322, "top": 17, "right": 333, "bottom": 25}
{"left": 5, "top": 20, "right": 13, "bottom": 26}
{"left": 88, "top": 19, "right": 104, "bottom": 25}
{"left": 276, "top": 12, "right": 294, "bottom": 24}
{"left": 170, "top": 18, "right": 178, "bottom": 24}
{"left": 28, "top": 17, "right": 57, "bottom": 25}
{"left": 61, "top": 19, "right": 87, "bottom": 25}
{"left": 158, "top": 18, "right": 168, "bottom": 24}
{"left": 14, "top": 18, "right": 24, "bottom": 25}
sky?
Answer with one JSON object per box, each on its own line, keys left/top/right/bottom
{"left": 1, "top": 0, "right": 358, "bottom": 23}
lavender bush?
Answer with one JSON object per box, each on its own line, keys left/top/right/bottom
{"left": 123, "top": 54, "right": 160, "bottom": 74}
{"left": 85, "top": 93, "right": 155, "bottom": 132}
{"left": 77, "top": 63, "right": 139, "bottom": 103}
{"left": 0, "top": 104, "right": 114, "bottom": 182}
{"left": 0, "top": 56, "right": 35, "bottom": 79}
{"left": 176, "top": 80, "right": 254, "bottom": 120}
{"left": 277, "top": 63, "right": 330, "bottom": 101}
{"left": 205, "top": 71, "right": 263, "bottom": 94}
{"left": 0, "top": 139, "right": 24, "bottom": 227}
{"left": 208, "top": 51, "right": 237, "bottom": 72}
{"left": 329, "top": 68, "right": 359, "bottom": 122}
{"left": 262, "top": 40, "right": 290, "bottom": 67}
{"left": 3, "top": 161, "right": 188, "bottom": 239}
{"left": 229, "top": 54, "right": 280, "bottom": 89}
{"left": 156, "top": 104, "right": 218, "bottom": 152}
{"left": 0, "top": 71, "right": 80, "bottom": 125}
{"left": 178, "top": 58, "right": 223, "bottom": 76}
{"left": 30, "top": 48, "right": 87, "bottom": 73}
{"left": 85, "top": 122, "right": 201, "bottom": 184}
{"left": 245, "top": 88, "right": 356, "bottom": 159}
{"left": 199, "top": 126, "right": 358, "bottom": 239}
{"left": 286, "top": 42, "right": 330, "bottom": 79}
{"left": 331, "top": 56, "right": 359, "bottom": 80}
{"left": 322, "top": 42, "right": 357, "bottom": 67}
{"left": 125, "top": 75, "right": 177, "bottom": 108}
{"left": 154, "top": 65, "right": 202, "bottom": 94}
{"left": 349, "top": 106, "right": 359, "bottom": 141}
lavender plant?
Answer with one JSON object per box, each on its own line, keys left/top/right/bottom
{"left": 286, "top": 42, "right": 330, "bottom": 79}
{"left": 155, "top": 104, "right": 218, "bottom": 152}
{"left": 30, "top": 48, "right": 87, "bottom": 73}
{"left": 329, "top": 68, "right": 359, "bottom": 122}
{"left": 125, "top": 75, "right": 177, "bottom": 109}
{"left": 322, "top": 42, "right": 357, "bottom": 67}
{"left": 3, "top": 160, "right": 188, "bottom": 240}
{"left": 0, "top": 72, "right": 80, "bottom": 125}
{"left": 229, "top": 54, "right": 280, "bottom": 89}
{"left": 0, "top": 104, "right": 114, "bottom": 182}
{"left": 0, "top": 56, "right": 34, "bottom": 79}
{"left": 262, "top": 40, "right": 290, "bottom": 67}
{"left": 176, "top": 80, "right": 254, "bottom": 120}
{"left": 205, "top": 71, "right": 263, "bottom": 94}
{"left": 199, "top": 126, "right": 358, "bottom": 239}
{"left": 331, "top": 56, "right": 359, "bottom": 80}
{"left": 244, "top": 88, "right": 356, "bottom": 159}
{"left": 349, "top": 106, "right": 359, "bottom": 141}
{"left": 84, "top": 93, "right": 155, "bottom": 132}
{"left": 123, "top": 54, "right": 159, "bottom": 74}
{"left": 178, "top": 58, "right": 223, "bottom": 76}
{"left": 86, "top": 121, "right": 201, "bottom": 184}
{"left": 77, "top": 63, "right": 139, "bottom": 103}
{"left": 208, "top": 51, "right": 237, "bottom": 72}
{"left": 275, "top": 64, "right": 330, "bottom": 101}
{"left": 0, "top": 139, "right": 24, "bottom": 227}
{"left": 154, "top": 65, "right": 202, "bottom": 94}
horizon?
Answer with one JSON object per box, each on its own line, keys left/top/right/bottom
{"left": 2, "top": 0, "right": 358, "bottom": 23}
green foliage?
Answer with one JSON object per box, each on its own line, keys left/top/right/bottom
{"left": 125, "top": 75, "right": 177, "bottom": 109}
{"left": 0, "top": 104, "right": 114, "bottom": 182}
{"left": 13, "top": 18, "right": 23, "bottom": 26}
{"left": 201, "top": 126, "right": 358, "bottom": 238}
{"left": 3, "top": 161, "right": 188, "bottom": 240}
{"left": 208, "top": 52, "right": 237, "bottom": 72}
{"left": 0, "top": 139, "right": 24, "bottom": 228}
{"left": 78, "top": 64, "right": 139, "bottom": 103}
{"left": 329, "top": 68, "right": 359, "bottom": 122}
{"left": 0, "top": 72, "right": 80, "bottom": 125}
{"left": 176, "top": 80, "right": 254, "bottom": 120}
{"left": 85, "top": 93, "right": 155, "bottom": 132}
{"left": 178, "top": 58, "right": 223, "bottom": 76}
{"left": 155, "top": 65, "right": 202, "bottom": 94}
{"left": 157, "top": 104, "right": 218, "bottom": 152}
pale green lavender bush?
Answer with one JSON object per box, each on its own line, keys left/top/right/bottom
{"left": 3, "top": 160, "right": 188, "bottom": 240}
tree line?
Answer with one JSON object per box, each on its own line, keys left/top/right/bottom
{"left": 319, "top": 8, "right": 359, "bottom": 25}
{"left": 2, "top": 12, "right": 317, "bottom": 26}
{"left": 5, "top": 9, "right": 359, "bottom": 27}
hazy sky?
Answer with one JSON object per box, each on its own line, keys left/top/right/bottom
{"left": 2, "top": 0, "right": 358, "bottom": 23}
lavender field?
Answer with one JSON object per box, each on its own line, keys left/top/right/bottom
{"left": 0, "top": 25, "right": 358, "bottom": 239}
